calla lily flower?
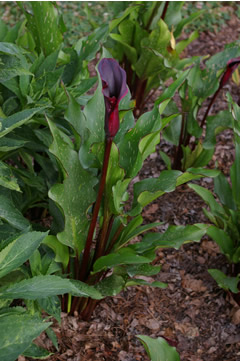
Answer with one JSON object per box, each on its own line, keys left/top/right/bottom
{"left": 98, "top": 58, "right": 128, "bottom": 139}
{"left": 220, "top": 56, "right": 240, "bottom": 87}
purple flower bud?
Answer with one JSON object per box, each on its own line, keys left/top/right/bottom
{"left": 220, "top": 56, "right": 240, "bottom": 87}
{"left": 98, "top": 58, "right": 128, "bottom": 138}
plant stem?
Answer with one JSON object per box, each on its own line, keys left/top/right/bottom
{"left": 81, "top": 298, "right": 98, "bottom": 321}
{"left": 134, "top": 78, "right": 148, "bottom": 116}
{"left": 78, "top": 138, "right": 113, "bottom": 282}
{"left": 200, "top": 87, "right": 221, "bottom": 129}
{"left": 105, "top": 222, "right": 125, "bottom": 255}
{"left": 92, "top": 214, "right": 114, "bottom": 264}
{"left": 173, "top": 111, "right": 186, "bottom": 170}
{"left": 146, "top": 1, "right": 163, "bottom": 31}
{"left": 189, "top": 86, "right": 222, "bottom": 154}
{"left": 161, "top": 1, "right": 169, "bottom": 21}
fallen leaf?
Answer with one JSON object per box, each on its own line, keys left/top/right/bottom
{"left": 231, "top": 308, "right": 240, "bottom": 325}
{"left": 175, "top": 322, "right": 199, "bottom": 338}
{"left": 181, "top": 275, "right": 207, "bottom": 293}
{"left": 145, "top": 318, "right": 160, "bottom": 330}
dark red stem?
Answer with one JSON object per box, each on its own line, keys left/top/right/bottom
{"left": 92, "top": 214, "right": 114, "bottom": 264}
{"left": 78, "top": 138, "right": 113, "bottom": 282}
{"left": 200, "top": 87, "right": 221, "bottom": 129}
{"left": 161, "top": 1, "right": 169, "bottom": 21}
{"left": 146, "top": 1, "right": 163, "bottom": 31}
{"left": 173, "top": 111, "right": 186, "bottom": 170}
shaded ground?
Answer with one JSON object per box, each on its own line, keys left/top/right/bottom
{"left": 19, "top": 7, "right": 240, "bottom": 361}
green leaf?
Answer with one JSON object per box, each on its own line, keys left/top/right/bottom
{"left": 135, "top": 19, "right": 171, "bottom": 79}
{"left": 0, "top": 162, "right": 21, "bottom": 192}
{"left": 162, "top": 115, "right": 181, "bottom": 145}
{"left": 64, "top": 93, "right": 87, "bottom": 141}
{"left": 207, "top": 226, "right": 235, "bottom": 260}
{"left": 28, "top": 2, "right": 63, "bottom": 56}
{"left": 130, "top": 170, "right": 181, "bottom": 215}
{"left": 187, "top": 61, "right": 218, "bottom": 98}
{"left": 126, "top": 263, "right": 161, "bottom": 277}
{"left": 0, "top": 275, "right": 102, "bottom": 300}
{"left": 110, "top": 33, "right": 138, "bottom": 64}
{"left": 164, "top": 1, "right": 184, "bottom": 27}
{"left": 0, "top": 137, "right": 27, "bottom": 152}
{"left": 91, "top": 141, "right": 125, "bottom": 214}
{"left": 119, "top": 105, "right": 161, "bottom": 177}
{"left": 42, "top": 235, "right": 69, "bottom": 270}
{"left": 176, "top": 30, "right": 199, "bottom": 55}
{"left": 0, "top": 313, "right": 51, "bottom": 361}
{"left": 112, "top": 178, "right": 131, "bottom": 214}
{"left": 132, "top": 224, "right": 207, "bottom": 253}
{"left": 37, "top": 296, "right": 61, "bottom": 323}
{"left": 0, "top": 224, "right": 18, "bottom": 242}
{"left": 126, "top": 279, "right": 167, "bottom": 288}
{"left": 204, "top": 110, "right": 233, "bottom": 149}
{"left": 48, "top": 118, "right": 97, "bottom": 253}
{"left": 106, "top": 143, "right": 126, "bottom": 213}
{"left": 137, "top": 335, "right": 180, "bottom": 361}
{"left": 156, "top": 69, "right": 190, "bottom": 105}
{"left": 208, "top": 269, "right": 240, "bottom": 293}
{"left": 186, "top": 147, "right": 214, "bottom": 169}
{"left": 0, "top": 41, "right": 27, "bottom": 57}
{"left": 188, "top": 183, "right": 224, "bottom": 216}
{"left": 174, "top": 10, "right": 204, "bottom": 38}
{"left": 118, "top": 18, "right": 135, "bottom": 46}
{"left": 75, "top": 24, "right": 109, "bottom": 62}
{"left": 230, "top": 138, "right": 240, "bottom": 208}
{"left": 184, "top": 167, "right": 220, "bottom": 178}
{"left": 0, "top": 20, "right": 8, "bottom": 41}
{"left": 160, "top": 151, "right": 172, "bottom": 170}
{"left": 117, "top": 215, "right": 143, "bottom": 245}
{"left": 23, "top": 343, "right": 53, "bottom": 359}
{"left": 109, "top": 5, "right": 140, "bottom": 32}
{"left": 92, "top": 248, "right": 154, "bottom": 274}
{"left": 0, "top": 54, "right": 31, "bottom": 82}
{"left": 117, "top": 220, "right": 163, "bottom": 249}
{"left": 0, "top": 107, "right": 46, "bottom": 139}
{"left": 0, "top": 42, "right": 30, "bottom": 77}
{"left": 0, "top": 188, "right": 30, "bottom": 230}
{"left": 79, "top": 74, "right": 105, "bottom": 168}
{"left": 0, "top": 231, "right": 47, "bottom": 278}
{"left": 95, "top": 274, "right": 125, "bottom": 297}
{"left": 206, "top": 44, "right": 240, "bottom": 72}
{"left": 214, "top": 172, "right": 235, "bottom": 210}
{"left": 46, "top": 327, "right": 58, "bottom": 351}
{"left": 182, "top": 142, "right": 203, "bottom": 170}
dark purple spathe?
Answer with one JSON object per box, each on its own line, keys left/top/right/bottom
{"left": 98, "top": 58, "right": 128, "bottom": 138}
{"left": 220, "top": 56, "right": 240, "bottom": 87}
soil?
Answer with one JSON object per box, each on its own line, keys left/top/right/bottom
{"left": 19, "top": 8, "right": 240, "bottom": 361}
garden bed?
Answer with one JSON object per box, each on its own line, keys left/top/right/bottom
{"left": 17, "top": 7, "right": 240, "bottom": 361}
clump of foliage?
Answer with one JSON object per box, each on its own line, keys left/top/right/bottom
{"left": 106, "top": 1, "right": 202, "bottom": 115}
{"left": 0, "top": 1, "right": 239, "bottom": 360}
{"left": 189, "top": 95, "right": 240, "bottom": 296}
{"left": 182, "top": 1, "right": 231, "bottom": 33}
{"left": 159, "top": 46, "right": 240, "bottom": 171}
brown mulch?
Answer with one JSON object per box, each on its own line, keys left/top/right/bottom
{"left": 20, "top": 9, "right": 240, "bottom": 361}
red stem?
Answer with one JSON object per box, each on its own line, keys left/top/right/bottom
{"left": 78, "top": 138, "right": 113, "bottom": 282}
{"left": 173, "top": 111, "right": 186, "bottom": 170}
{"left": 92, "top": 214, "right": 114, "bottom": 264}
{"left": 161, "top": 1, "right": 169, "bottom": 21}
{"left": 200, "top": 87, "right": 221, "bottom": 129}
